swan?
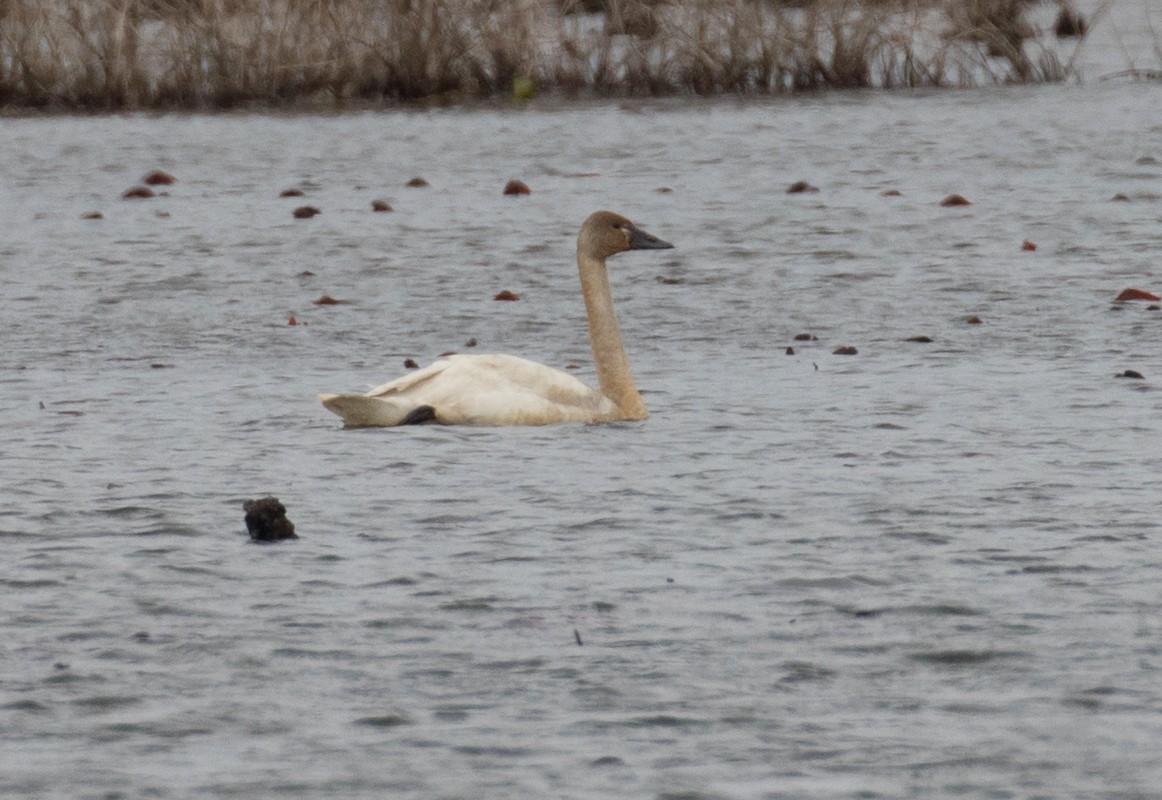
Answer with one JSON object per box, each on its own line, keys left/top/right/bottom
{"left": 318, "top": 210, "right": 673, "bottom": 427}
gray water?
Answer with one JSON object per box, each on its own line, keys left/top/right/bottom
{"left": 4, "top": 12, "right": 1162, "bottom": 799}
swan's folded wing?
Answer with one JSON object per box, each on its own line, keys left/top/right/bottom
{"left": 365, "top": 358, "right": 456, "bottom": 397}
{"left": 317, "top": 394, "right": 421, "bottom": 427}
{"left": 324, "top": 353, "right": 616, "bottom": 426}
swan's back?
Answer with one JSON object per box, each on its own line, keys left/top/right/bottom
{"left": 321, "top": 354, "right": 617, "bottom": 426}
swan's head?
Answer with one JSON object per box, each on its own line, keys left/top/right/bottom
{"left": 580, "top": 211, "right": 673, "bottom": 259}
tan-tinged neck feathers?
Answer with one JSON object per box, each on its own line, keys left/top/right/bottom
{"left": 577, "top": 246, "right": 648, "bottom": 420}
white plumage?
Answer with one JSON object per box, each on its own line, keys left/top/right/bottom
{"left": 319, "top": 211, "right": 673, "bottom": 427}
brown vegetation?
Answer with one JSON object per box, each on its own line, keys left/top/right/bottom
{"left": 0, "top": 0, "right": 1071, "bottom": 110}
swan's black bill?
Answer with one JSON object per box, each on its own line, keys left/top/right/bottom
{"left": 629, "top": 226, "right": 673, "bottom": 250}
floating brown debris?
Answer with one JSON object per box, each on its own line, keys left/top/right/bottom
{"left": 1116, "top": 369, "right": 1145, "bottom": 379}
{"left": 656, "top": 186, "right": 673, "bottom": 193}
{"left": 787, "top": 180, "right": 819, "bottom": 194}
{"left": 404, "top": 358, "right": 419, "bottom": 369}
{"left": 406, "top": 177, "right": 429, "bottom": 188}
{"left": 1111, "top": 193, "right": 1131, "bottom": 202}
{"left": 785, "top": 346, "right": 795, "bottom": 355}
{"left": 280, "top": 188, "right": 305, "bottom": 198}
{"left": 293, "top": 206, "right": 320, "bottom": 219}
{"left": 371, "top": 199, "right": 393, "bottom": 212}
{"left": 142, "top": 170, "right": 176, "bottom": 186}
{"left": 288, "top": 313, "right": 298, "bottom": 326}
{"left": 312, "top": 294, "right": 345, "bottom": 305}
{"left": 966, "top": 315, "right": 983, "bottom": 324}
{"left": 793, "top": 333, "right": 818, "bottom": 341}
{"left": 833, "top": 345, "right": 858, "bottom": 355}
{"left": 502, "top": 180, "right": 531, "bottom": 196}
{"left": 881, "top": 189, "right": 902, "bottom": 197}
{"left": 1115, "top": 288, "right": 1161, "bottom": 302}
{"left": 122, "top": 186, "right": 155, "bottom": 200}
{"left": 906, "top": 335, "right": 934, "bottom": 343}
{"left": 243, "top": 497, "right": 297, "bottom": 542}
{"left": 940, "top": 194, "right": 972, "bottom": 207}
{"left": 494, "top": 290, "right": 520, "bottom": 301}
{"left": 465, "top": 337, "right": 477, "bottom": 347}
{"left": 1021, "top": 240, "right": 1037, "bottom": 251}
{"left": 80, "top": 211, "right": 103, "bottom": 220}
{"left": 438, "top": 350, "right": 456, "bottom": 357}
{"left": 655, "top": 275, "right": 684, "bottom": 285}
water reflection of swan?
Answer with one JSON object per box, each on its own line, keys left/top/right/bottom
{"left": 319, "top": 211, "right": 673, "bottom": 427}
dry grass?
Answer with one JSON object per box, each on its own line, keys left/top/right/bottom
{"left": 0, "top": 0, "right": 1072, "bottom": 110}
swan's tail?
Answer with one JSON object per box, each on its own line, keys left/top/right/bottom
{"left": 318, "top": 393, "right": 430, "bottom": 427}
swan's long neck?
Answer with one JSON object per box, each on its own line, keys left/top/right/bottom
{"left": 577, "top": 248, "right": 647, "bottom": 420}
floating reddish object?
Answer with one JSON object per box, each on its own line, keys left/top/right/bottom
{"left": 1115, "top": 288, "right": 1161, "bottom": 302}
{"left": 313, "top": 294, "right": 344, "bottom": 305}
{"left": 293, "top": 206, "right": 320, "bottom": 219}
{"left": 371, "top": 199, "right": 393, "bottom": 212}
{"left": 940, "top": 194, "right": 972, "bottom": 207}
{"left": 404, "top": 358, "right": 419, "bottom": 369}
{"left": 122, "top": 186, "right": 154, "bottom": 199}
{"left": 143, "top": 170, "right": 176, "bottom": 186}
{"left": 503, "top": 180, "right": 531, "bottom": 196}
{"left": 280, "top": 188, "right": 305, "bottom": 197}
{"left": 966, "top": 315, "right": 983, "bottom": 324}
{"left": 80, "top": 211, "right": 103, "bottom": 219}
{"left": 288, "top": 314, "right": 298, "bottom": 326}
{"left": 494, "top": 290, "right": 520, "bottom": 301}
{"left": 787, "top": 180, "right": 819, "bottom": 194}
{"left": 1021, "top": 240, "right": 1037, "bottom": 251}
{"left": 881, "top": 189, "right": 902, "bottom": 197}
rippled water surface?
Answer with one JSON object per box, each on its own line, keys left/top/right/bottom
{"left": 4, "top": 28, "right": 1162, "bottom": 800}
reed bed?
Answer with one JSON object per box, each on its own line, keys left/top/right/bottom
{"left": 0, "top": 0, "right": 1071, "bottom": 109}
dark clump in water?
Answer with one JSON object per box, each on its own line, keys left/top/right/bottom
{"left": 1114, "top": 288, "right": 1160, "bottom": 302}
{"left": 142, "top": 170, "right": 176, "bottom": 185}
{"left": 243, "top": 497, "right": 297, "bottom": 541}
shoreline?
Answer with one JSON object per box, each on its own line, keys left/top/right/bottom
{"left": 0, "top": 0, "right": 1103, "bottom": 112}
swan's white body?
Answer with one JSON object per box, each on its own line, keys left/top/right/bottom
{"left": 319, "top": 211, "right": 672, "bottom": 427}
{"left": 321, "top": 353, "right": 618, "bottom": 427}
